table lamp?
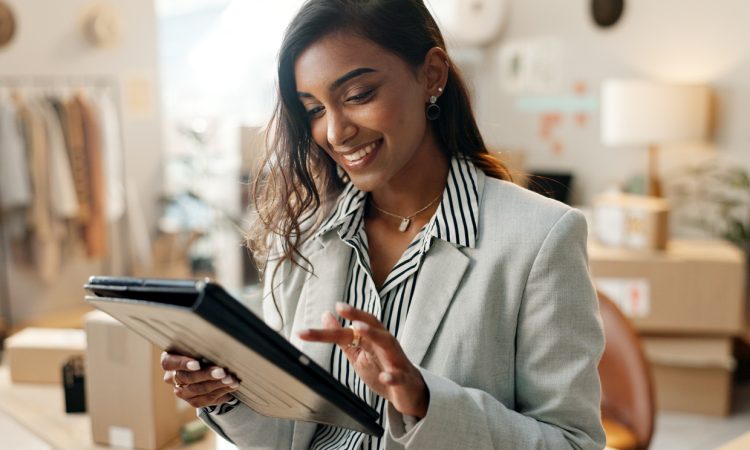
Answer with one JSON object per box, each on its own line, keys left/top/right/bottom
{"left": 601, "top": 79, "right": 711, "bottom": 197}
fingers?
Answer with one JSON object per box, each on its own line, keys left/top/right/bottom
{"left": 175, "top": 377, "right": 240, "bottom": 398}
{"left": 350, "top": 320, "right": 405, "bottom": 371}
{"left": 298, "top": 326, "right": 354, "bottom": 347}
{"left": 335, "top": 302, "right": 383, "bottom": 329}
{"left": 160, "top": 351, "right": 240, "bottom": 408}
{"left": 321, "top": 311, "right": 342, "bottom": 329}
{"left": 299, "top": 306, "right": 400, "bottom": 361}
{"left": 176, "top": 383, "right": 239, "bottom": 408}
{"left": 214, "top": 393, "right": 235, "bottom": 405}
{"left": 160, "top": 351, "right": 201, "bottom": 372}
{"left": 162, "top": 366, "right": 238, "bottom": 387}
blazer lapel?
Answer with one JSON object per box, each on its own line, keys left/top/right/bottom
{"left": 291, "top": 234, "right": 351, "bottom": 449}
{"left": 290, "top": 233, "right": 352, "bottom": 367}
{"left": 400, "top": 240, "right": 470, "bottom": 366}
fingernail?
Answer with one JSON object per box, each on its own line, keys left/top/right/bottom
{"left": 186, "top": 360, "right": 200, "bottom": 371}
{"left": 230, "top": 382, "right": 240, "bottom": 389}
{"left": 352, "top": 321, "right": 369, "bottom": 331}
{"left": 336, "top": 302, "right": 352, "bottom": 311}
{"left": 381, "top": 372, "right": 393, "bottom": 383}
{"left": 221, "top": 376, "right": 234, "bottom": 385}
{"left": 211, "top": 368, "right": 226, "bottom": 379}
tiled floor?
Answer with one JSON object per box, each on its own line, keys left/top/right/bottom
{"left": 0, "top": 383, "right": 748, "bottom": 449}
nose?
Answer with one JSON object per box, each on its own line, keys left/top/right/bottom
{"left": 326, "top": 109, "right": 357, "bottom": 148}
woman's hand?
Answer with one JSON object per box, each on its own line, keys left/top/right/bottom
{"left": 298, "top": 302, "right": 429, "bottom": 418}
{"left": 160, "top": 352, "right": 240, "bottom": 408}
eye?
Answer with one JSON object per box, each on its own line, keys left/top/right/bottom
{"left": 306, "top": 105, "right": 325, "bottom": 119}
{"left": 346, "top": 88, "right": 375, "bottom": 103}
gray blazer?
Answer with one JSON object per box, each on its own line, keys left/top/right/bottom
{"left": 199, "top": 171, "right": 606, "bottom": 450}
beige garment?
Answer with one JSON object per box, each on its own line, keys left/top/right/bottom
{"left": 91, "top": 90, "right": 124, "bottom": 221}
{"left": 61, "top": 97, "right": 91, "bottom": 224}
{"left": 39, "top": 99, "right": 79, "bottom": 219}
{"left": 14, "top": 95, "right": 64, "bottom": 282}
{"left": 75, "top": 93, "right": 107, "bottom": 258}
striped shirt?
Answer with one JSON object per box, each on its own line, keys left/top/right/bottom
{"left": 308, "top": 156, "right": 480, "bottom": 450}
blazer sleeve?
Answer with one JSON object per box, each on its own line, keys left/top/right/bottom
{"left": 197, "top": 247, "right": 310, "bottom": 449}
{"left": 386, "top": 208, "right": 606, "bottom": 449}
{"left": 198, "top": 404, "right": 293, "bottom": 449}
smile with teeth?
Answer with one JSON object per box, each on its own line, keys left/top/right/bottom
{"left": 343, "top": 140, "right": 380, "bottom": 162}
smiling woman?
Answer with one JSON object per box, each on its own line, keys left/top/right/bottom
{"left": 159, "top": 1, "right": 606, "bottom": 449}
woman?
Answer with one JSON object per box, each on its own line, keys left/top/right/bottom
{"left": 161, "top": 0, "right": 606, "bottom": 448}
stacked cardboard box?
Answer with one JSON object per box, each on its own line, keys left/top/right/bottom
{"left": 85, "top": 311, "right": 195, "bottom": 449}
{"left": 593, "top": 193, "right": 670, "bottom": 251}
{"left": 5, "top": 327, "right": 86, "bottom": 384}
{"left": 589, "top": 239, "right": 747, "bottom": 416}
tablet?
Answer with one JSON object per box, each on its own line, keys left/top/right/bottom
{"left": 84, "top": 276, "right": 383, "bottom": 437}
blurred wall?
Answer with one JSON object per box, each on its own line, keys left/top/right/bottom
{"left": 465, "top": 0, "right": 750, "bottom": 205}
{"left": 0, "top": 0, "right": 162, "bottom": 326}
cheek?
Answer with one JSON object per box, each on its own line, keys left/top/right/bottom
{"left": 366, "top": 96, "right": 421, "bottom": 136}
{"left": 382, "top": 89, "right": 424, "bottom": 129}
{"left": 311, "top": 120, "right": 329, "bottom": 150}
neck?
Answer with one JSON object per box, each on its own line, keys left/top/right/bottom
{"left": 368, "top": 134, "right": 449, "bottom": 217}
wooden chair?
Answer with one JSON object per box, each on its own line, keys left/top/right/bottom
{"left": 597, "top": 291, "right": 656, "bottom": 450}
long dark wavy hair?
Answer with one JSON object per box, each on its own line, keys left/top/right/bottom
{"left": 247, "top": 0, "right": 511, "bottom": 278}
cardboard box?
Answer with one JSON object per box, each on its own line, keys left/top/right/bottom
{"left": 85, "top": 311, "right": 195, "bottom": 450}
{"left": 5, "top": 327, "right": 86, "bottom": 383}
{"left": 593, "top": 192, "right": 669, "bottom": 250}
{"left": 590, "top": 239, "right": 746, "bottom": 334}
{"left": 643, "top": 336, "right": 734, "bottom": 416}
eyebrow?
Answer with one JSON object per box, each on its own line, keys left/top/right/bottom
{"left": 298, "top": 67, "right": 377, "bottom": 98}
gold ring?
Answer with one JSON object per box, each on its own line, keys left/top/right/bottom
{"left": 348, "top": 325, "right": 361, "bottom": 348}
{"left": 173, "top": 371, "right": 185, "bottom": 389}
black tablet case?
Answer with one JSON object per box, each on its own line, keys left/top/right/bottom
{"left": 84, "top": 276, "right": 383, "bottom": 437}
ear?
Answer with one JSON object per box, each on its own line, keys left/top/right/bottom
{"left": 420, "top": 47, "right": 450, "bottom": 101}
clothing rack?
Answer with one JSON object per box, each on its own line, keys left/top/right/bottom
{"left": 0, "top": 75, "right": 123, "bottom": 337}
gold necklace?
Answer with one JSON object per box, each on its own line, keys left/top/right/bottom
{"left": 370, "top": 192, "right": 443, "bottom": 232}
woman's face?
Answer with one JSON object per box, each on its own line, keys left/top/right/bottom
{"left": 294, "top": 32, "right": 436, "bottom": 193}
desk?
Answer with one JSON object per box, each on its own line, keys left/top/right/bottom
{"left": 0, "top": 365, "right": 217, "bottom": 450}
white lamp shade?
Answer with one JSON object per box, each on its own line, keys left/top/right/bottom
{"left": 601, "top": 79, "right": 711, "bottom": 146}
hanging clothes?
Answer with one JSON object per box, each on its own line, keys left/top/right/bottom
{"left": 91, "top": 89, "right": 125, "bottom": 222}
{"left": 38, "top": 98, "right": 79, "bottom": 220}
{"left": 2, "top": 83, "right": 123, "bottom": 282}
{"left": 75, "top": 92, "right": 108, "bottom": 258}
{"left": 15, "top": 95, "right": 64, "bottom": 283}
{"left": 0, "top": 99, "right": 32, "bottom": 239}
{"left": 60, "top": 96, "right": 92, "bottom": 225}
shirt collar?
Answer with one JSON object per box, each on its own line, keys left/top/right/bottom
{"left": 427, "top": 156, "right": 481, "bottom": 248}
{"left": 314, "top": 156, "right": 481, "bottom": 248}
{"left": 314, "top": 182, "right": 367, "bottom": 239}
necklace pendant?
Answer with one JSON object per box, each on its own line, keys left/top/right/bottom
{"left": 398, "top": 218, "right": 410, "bottom": 232}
